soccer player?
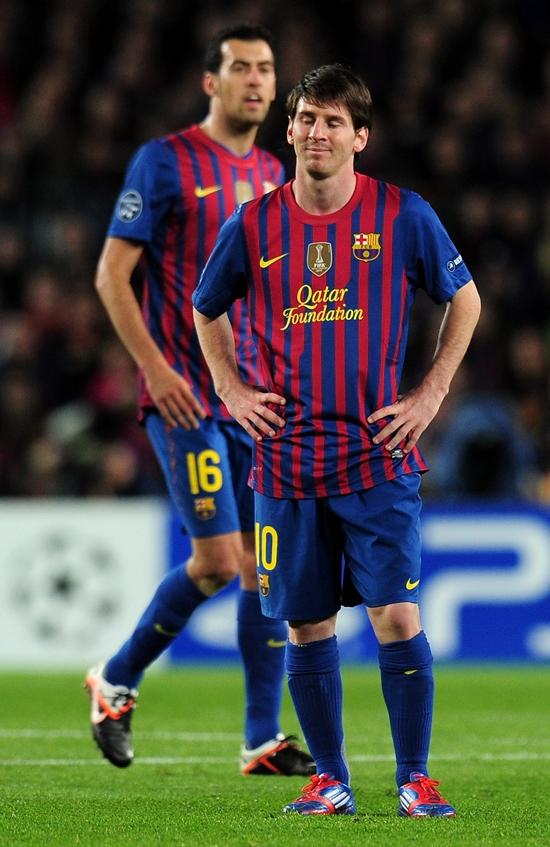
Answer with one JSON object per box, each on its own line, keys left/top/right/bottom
{"left": 86, "top": 24, "right": 314, "bottom": 778}
{"left": 193, "top": 64, "right": 481, "bottom": 816}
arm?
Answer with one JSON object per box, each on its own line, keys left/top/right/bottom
{"left": 368, "top": 279, "right": 481, "bottom": 453}
{"left": 193, "top": 308, "right": 286, "bottom": 442}
{"left": 95, "top": 236, "right": 205, "bottom": 429}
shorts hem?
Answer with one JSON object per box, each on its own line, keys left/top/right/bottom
{"left": 364, "top": 593, "right": 419, "bottom": 608}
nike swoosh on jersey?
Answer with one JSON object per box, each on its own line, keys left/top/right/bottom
{"left": 406, "top": 578, "right": 420, "bottom": 590}
{"left": 259, "top": 252, "right": 289, "bottom": 269}
{"left": 404, "top": 669, "right": 418, "bottom": 675}
{"left": 194, "top": 185, "right": 222, "bottom": 198}
{"left": 267, "top": 638, "right": 287, "bottom": 648}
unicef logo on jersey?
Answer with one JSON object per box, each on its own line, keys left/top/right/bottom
{"left": 116, "top": 190, "right": 143, "bottom": 222}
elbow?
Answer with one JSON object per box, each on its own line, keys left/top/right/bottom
{"left": 94, "top": 266, "right": 106, "bottom": 297}
{"left": 471, "top": 282, "right": 482, "bottom": 323}
{"left": 94, "top": 252, "right": 108, "bottom": 296}
{"left": 95, "top": 254, "right": 116, "bottom": 302}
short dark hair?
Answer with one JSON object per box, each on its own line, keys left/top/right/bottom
{"left": 203, "top": 24, "right": 276, "bottom": 73}
{"left": 286, "top": 64, "right": 373, "bottom": 131}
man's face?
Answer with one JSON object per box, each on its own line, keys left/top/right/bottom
{"left": 287, "top": 98, "right": 368, "bottom": 179}
{"left": 204, "top": 39, "right": 276, "bottom": 129}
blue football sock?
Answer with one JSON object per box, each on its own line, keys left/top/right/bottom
{"left": 286, "top": 635, "right": 349, "bottom": 784}
{"left": 378, "top": 630, "right": 434, "bottom": 788}
{"left": 105, "top": 564, "right": 207, "bottom": 689}
{"left": 237, "top": 589, "right": 286, "bottom": 748}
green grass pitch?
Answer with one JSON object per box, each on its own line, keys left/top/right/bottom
{"left": 0, "top": 666, "right": 548, "bottom": 846}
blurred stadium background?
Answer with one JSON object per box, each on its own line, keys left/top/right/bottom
{"left": 1, "top": 0, "right": 549, "bottom": 669}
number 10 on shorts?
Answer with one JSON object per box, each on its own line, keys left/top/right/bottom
{"left": 255, "top": 522, "right": 279, "bottom": 570}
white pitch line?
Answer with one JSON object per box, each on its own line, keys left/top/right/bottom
{"left": 2, "top": 729, "right": 549, "bottom": 745}
{"left": 0, "top": 729, "right": 241, "bottom": 741}
{"left": 3, "top": 752, "right": 550, "bottom": 767}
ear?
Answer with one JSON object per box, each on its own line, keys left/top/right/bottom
{"left": 354, "top": 127, "right": 369, "bottom": 154}
{"left": 286, "top": 116, "right": 294, "bottom": 146}
{"left": 202, "top": 72, "right": 218, "bottom": 98}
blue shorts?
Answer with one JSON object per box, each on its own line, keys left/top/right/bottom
{"left": 145, "top": 412, "right": 254, "bottom": 539}
{"left": 254, "top": 473, "right": 422, "bottom": 620}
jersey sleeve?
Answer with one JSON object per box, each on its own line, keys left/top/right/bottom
{"left": 107, "top": 140, "right": 178, "bottom": 244}
{"left": 400, "top": 191, "right": 473, "bottom": 304}
{"left": 192, "top": 207, "right": 250, "bottom": 318}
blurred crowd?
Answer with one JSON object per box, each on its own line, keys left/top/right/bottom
{"left": 0, "top": 0, "right": 549, "bottom": 500}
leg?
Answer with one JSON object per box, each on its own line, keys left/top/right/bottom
{"left": 85, "top": 530, "right": 242, "bottom": 768}
{"left": 367, "top": 601, "right": 433, "bottom": 787}
{"left": 331, "top": 475, "right": 455, "bottom": 815}
{"left": 287, "top": 616, "right": 348, "bottom": 781}
{"left": 368, "top": 602, "right": 455, "bottom": 817}
{"left": 111, "top": 412, "right": 244, "bottom": 684}
{"left": 106, "top": 530, "right": 243, "bottom": 689}
{"left": 333, "top": 475, "right": 434, "bottom": 787}
{"left": 223, "top": 424, "right": 313, "bottom": 774}
{"left": 284, "top": 617, "right": 355, "bottom": 815}
{"left": 237, "top": 530, "right": 287, "bottom": 749}
{"left": 254, "top": 492, "right": 354, "bottom": 812}
{"left": 85, "top": 415, "right": 246, "bottom": 767}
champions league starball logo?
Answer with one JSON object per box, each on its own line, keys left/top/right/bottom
{"left": 116, "top": 189, "right": 143, "bottom": 222}
{"left": 10, "top": 530, "right": 123, "bottom": 645}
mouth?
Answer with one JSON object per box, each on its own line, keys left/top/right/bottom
{"left": 244, "top": 94, "right": 263, "bottom": 107}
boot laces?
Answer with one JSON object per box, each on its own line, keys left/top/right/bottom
{"left": 296, "top": 772, "right": 333, "bottom": 800}
{"left": 415, "top": 775, "right": 443, "bottom": 803}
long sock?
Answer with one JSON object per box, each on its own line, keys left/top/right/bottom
{"left": 237, "top": 589, "right": 286, "bottom": 748}
{"left": 286, "top": 635, "right": 349, "bottom": 784}
{"left": 105, "top": 564, "right": 207, "bottom": 689}
{"left": 378, "top": 630, "right": 434, "bottom": 788}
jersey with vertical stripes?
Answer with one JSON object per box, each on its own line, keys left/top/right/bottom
{"left": 107, "top": 124, "right": 284, "bottom": 419}
{"left": 193, "top": 173, "right": 473, "bottom": 498}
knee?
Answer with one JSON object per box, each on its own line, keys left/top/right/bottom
{"left": 187, "top": 555, "right": 239, "bottom": 597}
{"left": 368, "top": 602, "right": 420, "bottom": 644}
{"left": 289, "top": 617, "right": 336, "bottom": 644}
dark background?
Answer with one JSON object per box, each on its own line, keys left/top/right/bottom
{"left": 1, "top": 0, "right": 548, "bottom": 500}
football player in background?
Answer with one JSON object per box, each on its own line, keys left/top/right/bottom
{"left": 86, "top": 23, "right": 313, "bottom": 779}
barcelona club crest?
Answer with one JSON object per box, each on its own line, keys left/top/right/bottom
{"left": 258, "top": 573, "right": 270, "bottom": 597}
{"left": 352, "top": 232, "right": 381, "bottom": 263}
{"left": 194, "top": 497, "right": 216, "bottom": 521}
{"left": 307, "top": 242, "right": 333, "bottom": 277}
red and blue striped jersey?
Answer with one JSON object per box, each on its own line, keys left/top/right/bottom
{"left": 107, "top": 124, "right": 284, "bottom": 419}
{"left": 194, "top": 173, "right": 473, "bottom": 498}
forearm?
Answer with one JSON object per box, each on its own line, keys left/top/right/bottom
{"left": 423, "top": 279, "right": 481, "bottom": 398}
{"left": 368, "top": 279, "right": 481, "bottom": 452}
{"left": 193, "top": 307, "right": 286, "bottom": 440}
{"left": 193, "top": 309, "right": 241, "bottom": 399}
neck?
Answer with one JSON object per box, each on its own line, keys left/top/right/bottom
{"left": 292, "top": 168, "right": 357, "bottom": 215}
{"left": 200, "top": 113, "right": 258, "bottom": 157}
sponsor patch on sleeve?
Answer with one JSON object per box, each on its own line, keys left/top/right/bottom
{"left": 446, "top": 254, "right": 463, "bottom": 272}
{"left": 116, "top": 189, "right": 143, "bottom": 222}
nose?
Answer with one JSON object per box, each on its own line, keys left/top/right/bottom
{"left": 308, "top": 119, "right": 327, "bottom": 139}
{"left": 247, "top": 66, "right": 262, "bottom": 86}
